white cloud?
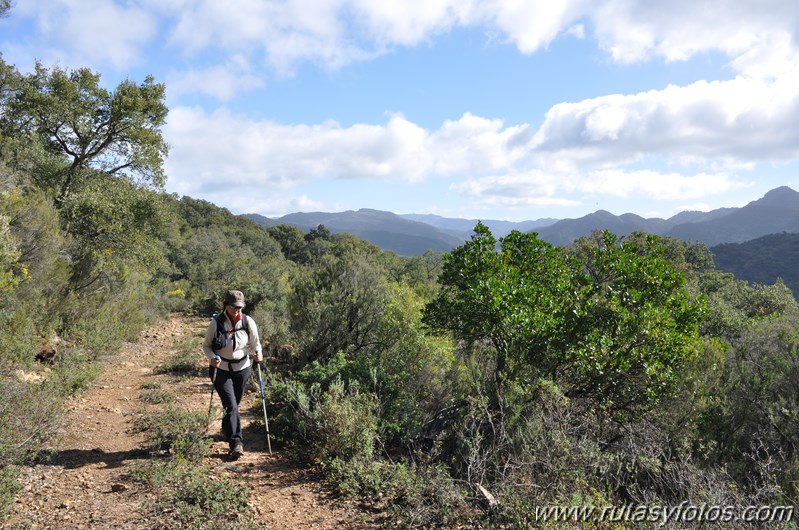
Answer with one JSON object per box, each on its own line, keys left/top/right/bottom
{"left": 163, "top": 98, "right": 788, "bottom": 217}
{"left": 673, "top": 202, "right": 712, "bottom": 214}
{"left": 730, "top": 31, "right": 799, "bottom": 79}
{"left": 566, "top": 23, "right": 585, "bottom": 40}
{"left": 150, "top": 1, "right": 799, "bottom": 78}
{"left": 13, "top": 0, "right": 156, "bottom": 71}
{"left": 164, "top": 107, "right": 532, "bottom": 190}
{"left": 578, "top": 169, "right": 745, "bottom": 200}
{"left": 220, "top": 192, "right": 324, "bottom": 217}
{"left": 450, "top": 167, "right": 745, "bottom": 211}
{"left": 430, "top": 113, "right": 532, "bottom": 175}
{"left": 451, "top": 171, "right": 578, "bottom": 208}
{"left": 163, "top": 0, "right": 273, "bottom": 55}
{"left": 157, "top": 0, "right": 582, "bottom": 71}
{"left": 167, "top": 56, "right": 264, "bottom": 102}
{"left": 162, "top": 0, "right": 376, "bottom": 74}
{"left": 292, "top": 194, "right": 326, "bottom": 212}
{"left": 481, "top": 0, "right": 585, "bottom": 53}
{"left": 9, "top": 0, "right": 799, "bottom": 79}
{"left": 533, "top": 74, "right": 799, "bottom": 165}
{"left": 349, "top": 0, "right": 473, "bottom": 46}
{"left": 9, "top": 0, "right": 799, "bottom": 218}
{"left": 587, "top": 1, "right": 799, "bottom": 71}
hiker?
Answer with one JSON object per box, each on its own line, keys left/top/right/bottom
{"left": 203, "top": 289, "right": 263, "bottom": 459}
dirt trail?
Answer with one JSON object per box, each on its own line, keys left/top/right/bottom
{"left": 6, "top": 314, "right": 383, "bottom": 529}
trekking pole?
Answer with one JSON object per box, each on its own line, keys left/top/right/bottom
{"left": 256, "top": 362, "right": 273, "bottom": 455}
{"left": 208, "top": 355, "right": 220, "bottom": 416}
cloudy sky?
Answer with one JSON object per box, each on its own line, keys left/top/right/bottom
{"left": 3, "top": 1, "right": 799, "bottom": 221}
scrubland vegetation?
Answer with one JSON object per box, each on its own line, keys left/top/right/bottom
{"left": 2, "top": 56, "right": 798, "bottom": 528}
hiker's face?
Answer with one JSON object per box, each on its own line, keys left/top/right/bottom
{"left": 226, "top": 305, "right": 243, "bottom": 317}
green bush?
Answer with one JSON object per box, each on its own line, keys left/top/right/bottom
{"left": 0, "top": 374, "right": 66, "bottom": 521}
{"left": 326, "top": 456, "right": 388, "bottom": 499}
{"left": 272, "top": 376, "right": 379, "bottom": 463}
{"left": 56, "top": 274, "right": 158, "bottom": 359}
{"left": 313, "top": 378, "right": 379, "bottom": 462}
{"left": 49, "top": 348, "right": 100, "bottom": 395}
{"left": 133, "top": 406, "right": 210, "bottom": 462}
{"left": 0, "top": 378, "right": 65, "bottom": 468}
{"left": 157, "top": 281, "right": 192, "bottom": 313}
{"left": 291, "top": 283, "right": 461, "bottom": 447}
{"left": 326, "top": 457, "right": 469, "bottom": 528}
{"left": 139, "top": 388, "right": 176, "bottom": 404}
{"left": 0, "top": 466, "right": 21, "bottom": 519}
{"left": 0, "top": 308, "right": 41, "bottom": 368}
{"left": 134, "top": 461, "right": 255, "bottom": 530}
{"left": 296, "top": 351, "right": 350, "bottom": 388}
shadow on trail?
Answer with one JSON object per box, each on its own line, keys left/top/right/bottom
{"left": 205, "top": 421, "right": 273, "bottom": 463}
{"left": 34, "top": 447, "right": 150, "bottom": 470}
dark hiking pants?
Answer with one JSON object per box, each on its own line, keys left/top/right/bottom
{"left": 210, "top": 365, "right": 252, "bottom": 450}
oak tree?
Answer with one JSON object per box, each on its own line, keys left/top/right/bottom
{"left": 8, "top": 62, "right": 168, "bottom": 205}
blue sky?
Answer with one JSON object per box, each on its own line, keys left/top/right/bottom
{"left": 3, "top": 1, "right": 799, "bottom": 222}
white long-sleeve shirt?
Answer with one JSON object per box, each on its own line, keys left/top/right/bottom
{"left": 202, "top": 313, "right": 261, "bottom": 371}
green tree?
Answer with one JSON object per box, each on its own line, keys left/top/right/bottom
{"left": 565, "top": 231, "right": 707, "bottom": 412}
{"left": 706, "top": 314, "right": 799, "bottom": 498}
{"left": 361, "top": 282, "right": 457, "bottom": 440}
{"left": 164, "top": 195, "right": 286, "bottom": 311}
{"left": 60, "top": 175, "right": 169, "bottom": 292}
{"left": 401, "top": 249, "right": 442, "bottom": 297}
{"left": 289, "top": 248, "right": 389, "bottom": 364}
{"left": 0, "top": 197, "right": 21, "bottom": 296}
{"left": 305, "top": 224, "right": 334, "bottom": 262}
{"left": 0, "top": 167, "right": 69, "bottom": 321}
{"left": 423, "top": 223, "right": 574, "bottom": 403}
{"left": 699, "top": 270, "right": 797, "bottom": 341}
{"left": 268, "top": 224, "right": 310, "bottom": 263}
{"left": 175, "top": 227, "right": 259, "bottom": 310}
{"left": 7, "top": 62, "right": 168, "bottom": 205}
{"left": 424, "top": 225, "right": 706, "bottom": 415}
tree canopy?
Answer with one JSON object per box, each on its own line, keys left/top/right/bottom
{"left": 423, "top": 224, "right": 706, "bottom": 415}
{"left": 1, "top": 59, "right": 168, "bottom": 205}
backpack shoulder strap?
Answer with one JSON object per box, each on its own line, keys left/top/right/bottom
{"left": 241, "top": 314, "right": 250, "bottom": 337}
{"left": 215, "top": 312, "right": 248, "bottom": 339}
{"left": 215, "top": 313, "right": 227, "bottom": 337}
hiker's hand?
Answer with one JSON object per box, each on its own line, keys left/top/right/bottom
{"left": 253, "top": 351, "right": 263, "bottom": 363}
{"left": 210, "top": 356, "right": 221, "bottom": 368}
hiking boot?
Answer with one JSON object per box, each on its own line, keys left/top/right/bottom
{"left": 230, "top": 443, "right": 244, "bottom": 460}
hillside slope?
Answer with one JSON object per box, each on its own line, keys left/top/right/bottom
{"left": 711, "top": 232, "right": 799, "bottom": 298}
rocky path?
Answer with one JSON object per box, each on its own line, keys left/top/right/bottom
{"left": 5, "top": 314, "right": 382, "bottom": 529}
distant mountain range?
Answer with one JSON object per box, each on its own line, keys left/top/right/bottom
{"left": 244, "top": 209, "right": 557, "bottom": 255}
{"left": 534, "top": 186, "right": 799, "bottom": 247}
{"left": 245, "top": 186, "right": 799, "bottom": 256}
{"left": 245, "top": 209, "right": 465, "bottom": 255}
{"left": 399, "top": 214, "right": 558, "bottom": 240}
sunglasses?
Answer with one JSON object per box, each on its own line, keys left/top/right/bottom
{"left": 230, "top": 305, "right": 244, "bottom": 310}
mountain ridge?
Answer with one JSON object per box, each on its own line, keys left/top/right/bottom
{"left": 245, "top": 186, "right": 799, "bottom": 255}
{"left": 244, "top": 209, "right": 465, "bottom": 254}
